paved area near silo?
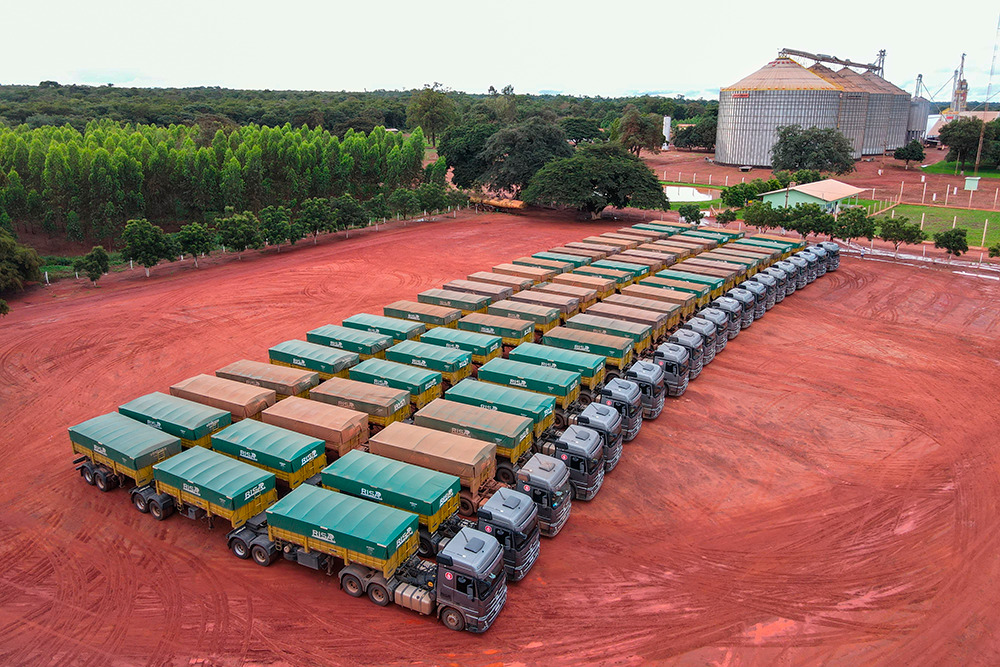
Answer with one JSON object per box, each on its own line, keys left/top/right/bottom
{"left": 1, "top": 211, "right": 998, "bottom": 665}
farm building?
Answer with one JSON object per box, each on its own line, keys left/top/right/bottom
{"left": 759, "top": 179, "right": 866, "bottom": 213}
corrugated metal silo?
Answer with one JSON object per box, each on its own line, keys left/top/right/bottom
{"left": 809, "top": 64, "right": 867, "bottom": 159}
{"left": 716, "top": 57, "right": 842, "bottom": 167}
{"left": 878, "top": 77, "right": 911, "bottom": 151}
{"left": 907, "top": 97, "right": 930, "bottom": 143}
{"left": 840, "top": 69, "right": 892, "bottom": 155}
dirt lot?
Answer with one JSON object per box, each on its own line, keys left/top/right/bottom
{"left": 2, "top": 211, "right": 999, "bottom": 666}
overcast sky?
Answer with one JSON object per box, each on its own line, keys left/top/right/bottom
{"left": 5, "top": 1, "right": 999, "bottom": 105}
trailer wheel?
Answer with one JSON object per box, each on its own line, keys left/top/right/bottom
{"left": 578, "top": 391, "right": 593, "bottom": 407}
{"left": 94, "top": 470, "right": 114, "bottom": 493}
{"left": 231, "top": 539, "right": 250, "bottom": 560}
{"left": 418, "top": 535, "right": 435, "bottom": 558}
{"left": 341, "top": 573, "right": 364, "bottom": 597}
{"left": 605, "top": 370, "right": 621, "bottom": 383}
{"left": 496, "top": 463, "right": 516, "bottom": 486}
{"left": 251, "top": 544, "right": 272, "bottom": 566}
{"left": 82, "top": 465, "right": 96, "bottom": 486}
{"left": 441, "top": 607, "right": 466, "bottom": 632}
{"left": 367, "top": 583, "right": 390, "bottom": 607}
{"left": 132, "top": 493, "right": 149, "bottom": 514}
{"left": 149, "top": 499, "right": 173, "bottom": 521}
{"left": 553, "top": 411, "right": 568, "bottom": 430}
{"left": 458, "top": 495, "right": 476, "bottom": 517}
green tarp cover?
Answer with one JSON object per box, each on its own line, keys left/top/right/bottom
{"left": 153, "top": 446, "right": 275, "bottom": 510}
{"left": 269, "top": 339, "right": 359, "bottom": 376}
{"left": 477, "top": 358, "right": 580, "bottom": 397}
{"left": 631, "top": 224, "right": 671, "bottom": 235}
{"left": 566, "top": 314, "right": 652, "bottom": 344}
{"left": 306, "top": 324, "right": 392, "bottom": 356}
{"left": 70, "top": 412, "right": 182, "bottom": 470}
{"left": 508, "top": 342, "right": 604, "bottom": 380}
{"left": 445, "top": 379, "right": 555, "bottom": 427}
{"left": 636, "top": 278, "right": 708, "bottom": 297}
{"left": 343, "top": 313, "right": 425, "bottom": 341}
{"left": 458, "top": 313, "right": 533, "bottom": 340}
{"left": 737, "top": 238, "right": 798, "bottom": 252}
{"left": 415, "top": 399, "right": 533, "bottom": 449}
{"left": 543, "top": 327, "right": 632, "bottom": 359}
{"left": 656, "top": 270, "right": 725, "bottom": 289}
{"left": 419, "top": 327, "right": 502, "bottom": 357}
{"left": 488, "top": 300, "right": 560, "bottom": 326}
{"left": 532, "top": 252, "right": 590, "bottom": 267}
{"left": 592, "top": 259, "right": 649, "bottom": 278}
{"left": 417, "top": 289, "right": 489, "bottom": 312}
{"left": 321, "top": 449, "right": 459, "bottom": 518}
{"left": 573, "top": 266, "right": 630, "bottom": 285}
{"left": 385, "top": 339, "right": 471, "bottom": 374}
{"left": 211, "top": 419, "right": 325, "bottom": 473}
{"left": 746, "top": 235, "right": 804, "bottom": 249}
{"left": 703, "top": 252, "right": 758, "bottom": 267}
{"left": 683, "top": 230, "right": 744, "bottom": 242}
{"left": 512, "top": 257, "right": 571, "bottom": 271}
{"left": 266, "top": 483, "right": 418, "bottom": 561}
{"left": 350, "top": 358, "right": 441, "bottom": 394}
{"left": 119, "top": 392, "right": 230, "bottom": 441}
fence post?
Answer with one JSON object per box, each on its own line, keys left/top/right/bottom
{"left": 922, "top": 182, "right": 927, "bottom": 204}
{"left": 45, "top": 271, "right": 49, "bottom": 285}
{"left": 953, "top": 216, "right": 957, "bottom": 228}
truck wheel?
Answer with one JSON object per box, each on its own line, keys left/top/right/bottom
{"left": 605, "top": 370, "right": 621, "bottom": 383}
{"left": 251, "top": 544, "right": 272, "bottom": 566}
{"left": 578, "top": 391, "right": 593, "bottom": 407}
{"left": 132, "top": 493, "right": 149, "bottom": 514}
{"left": 82, "top": 465, "right": 96, "bottom": 486}
{"left": 496, "top": 463, "right": 516, "bottom": 486}
{"left": 94, "top": 470, "right": 113, "bottom": 493}
{"left": 553, "top": 411, "right": 568, "bottom": 430}
{"left": 341, "top": 573, "right": 364, "bottom": 597}
{"left": 367, "top": 583, "right": 390, "bottom": 607}
{"left": 149, "top": 499, "right": 173, "bottom": 521}
{"left": 441, "top": 607, "right": 466, "bottom": 632}
{"left": 458, "top": 495, "right": 476, "bottom": 517}
{"left": 231, "top": 539, "right": 250, "bottom": 560}
{"left": 418, "top": 535, "right": 435, "bottom": 558}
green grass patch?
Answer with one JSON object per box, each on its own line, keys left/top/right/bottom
{"left": 887, "top": 204, "right": 999, "bottom": 247}
{"left": 658, "top": 180, "right": 725, "bottom": 190}
{"left": 921, "top": 161, "right": 1000, "bottom": 178}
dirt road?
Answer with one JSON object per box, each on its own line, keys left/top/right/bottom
{"left": 2, "top": 211, "right": 998, "bottom": 665}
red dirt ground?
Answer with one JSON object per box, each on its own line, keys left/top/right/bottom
{"left": 2, "top": 211, "right": 999, "bottom": 666}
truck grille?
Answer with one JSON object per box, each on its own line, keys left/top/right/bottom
{"left": 764, "top": 293, "right": 776, "bottom": 310}
{"left": 644, "top": 393, "right": 665, "bottom": 420}
{"left": 755, "top": 302, "right": 766, "bottom": 319}
{"left": 513, "top": 535, "right": 540, "bottom": 580}
{"left": 689, "top": 354, "right": 703, "bottom": 379}
{"left": 702, "top": 341, "right": 716, "bottom": 364}
{"left": 668, "top": 373, "right": 689, "bottom": 397}
{"left": 623, "top": 414, "right": 642, "bottom": 442}
{"left": 476, "top": 580, "right": 507, "bottom": 632}
{"left": 728, "top": 321, "right": 740, "bottom": 339}
{"left": 741, "top": 310, "right": 753, "bottom": 329}
{"left": 604, "top": 439, "right": 623, "bottom": 471}
{"left": 589, "top": 464, "right": 606, "bottom": 498}
{"left": 546, "top": 495, "right": 572, "bottom": 536}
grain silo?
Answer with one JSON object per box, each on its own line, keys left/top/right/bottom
{"left": 838, "top": 69, "right": 890, "bottom": 155}
{"left": 808, "top": 64, "right": 867, "bottom": 159}
{"left": 907, "top": 97, "right": 931, "bottom": 143}
{"left": 715, "top": 57, "right": 843, "bottom": 167}
{"left": 880, "top": 77, "right": 911, "bottom": 151}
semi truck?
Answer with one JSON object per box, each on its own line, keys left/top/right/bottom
{"left": 665, "top": 329, "right": 705, "bottom": 380}
{"left": 649, "top": 343, "right": 690, "bottom": 397}
{"left": 349, "top": 358, "right": 443, "bottom": 410}
{"left": 384, "top": 301, "right": 462, "bottom": 330}
{"left": 70, "top": 412, "right": 182, "bottom": 493}
{"left": 623, "top": 360, "right": 667, "bottom": 420}
{"left": 419, "top": 327, "right": 503, "bottom": 369}
{"left": 681, "top": 314, "right": 720, "bottom": 362}
{"left": 209, "top": 418, "right": 327, "bottom": 489}
{"left": 262, "top": 395, "right": 368, "bottom": 460}
{"left": 735, "top": 281, "right": 767, "bottom": 320}
{"left": 746, "top": 272, "right": 778, "bottom": 310}
{"left": 458, "top": 313, "right": 534, "bottom": 355}
{"left": 310, "top": 376, "right": 411, "bottom": 435}
{"left": 385, "top": 339, "right": 473, "bottom": 389}
{"left": 417, "top": 288, "right": 490, "bottom": 316}
{"left": 343, "top": 313, "right": 426, "bottom": 344}
{"left": 726, "top": 287, "right": 757, "bottom": 327}
{"left": 711, "top": 296, "right": 744, "bottom": 339}
{"left": 816, "top": 242, "right": 840, "bottom": 270}
{"left": 269, "top": 339, "right": 359, "bottom": 381}
{"left": 216, "top": 359, "right": 319, "bottom": 401}
{"left": 320, "top": 449, "right": 539, "bottom": 580}
{"left": 119, "top": 391, "right": 230, "bottom": 449}
{"left": 170, "top": 374, "right": 276, "bottom": 421}
{"left": 306, "top": 324, "right": 393, "bottom": 360}
{"left": 534, "top": 425, "right": 605, "bottom": 500}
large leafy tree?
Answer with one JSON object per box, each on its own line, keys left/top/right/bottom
{"left": 560, "top": 117, "right": 603, "bottom": 145}
{"left": 388, "top": 188, "right": 420, "bottom": 218}
{"left": 406, "top": 84, "right": 457, "bottom": 147}
{"left": 121, "top": 218, "right": 173, "bottom": 277}
{"left": 609, "top": 105, "right": 664, "bottom": 156}
{"left": 298, "top": 197, "right": 335, "bottom": 243}
{"left": 216, "top": 209, "right": 263, "bottom": 259}
{"left": 893, "top": 140, "right": 925, "bottom": 169}
{"left": 831, "top": 207, "right": 875, "bottom": 243}
{"left": 176, "top": 222, "right": 215, "bottom": 266}
{"left": 438, "top": 122, "right": 499, "bottom": 188}
{"left": 479, "top": 118, "right": 573, "bottom": 198}
{"left": 938, "top": 117, "right": 989, "bottom": 168}
{"left": 522, "top": 143, "right": 669, "bottom": 218}
{"left": 784, "top": 203, "right": 834, "bottom": 239}
{"left": 332, "top": 194, "right": 367, "bottom": 229}
{"left": 741, "top": 201, "right": 786, "bottom": 231}
{"left": 877, "top": 215, "right": 926, "bottom": 256}
{"left": 933, "top": 227, "right": 969, "bottom": 262}
{"left": 0, "top": 231, "right": 42, "bottom": 301}
{"left": 677, "top": 204, "right": 703, "bottom": 224}
{"left": 72, "top": 246, "right": 110, "bottom": 286}
{"left": 771, "top": 125, "right": 855, "bottom": 174}
{"left": 672, "top": 117, "right": 717, "bottom": 151}
{"left": 259, "top": 206, "right": 293, "bottom": 251}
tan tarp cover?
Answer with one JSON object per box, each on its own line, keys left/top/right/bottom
{"left": 515, "top": 256, "right": 573, "bottom": 271}
{"left": 603, "top": 294, "right": 682, "bottom": 317}
{"left": 581, "top": 237, "right": 632, "bottom": 250}
{"left": 385, "top": 300, "right": 461, "bottom": 321}
{"left": 551, "top": 245, "right": 608, "bottom": 260}
{"left": 443, "top": 279, "right": 513, "bottom": 300}
{"left": 533, "top": 282, "right": 597, "bottom": 303}
{"left": 467, "top": 271, "right": 532, "bottom": 291}
{"left": 492, "top": 263, "right": 556, "bottom": 282}
{"left": 216, "top": 359, "right": 319, "bottom": 396}
{"left": 310, "top": 377, "right": 409, "bottom": 418}
{"left": 552, "top": 273, "right": 616, "bottom": 292}
{"left": 611, "top": 253, "right": 665, "bottom": 272}
{"left": 628, "top": 248, "right": 680, "bottom": 262}
{"left": 460, "top": 312, "right": 533, "bottom": 335}
{"left": 369, "top": 422, "right": 495, "bottom": 483}
{"left": 262, "top": 396, "right": 368, "bottom": 454}
{"left": 622, "top": 284, "right": 696, "bottom": 307}
{"left": 585, "top": 302, "right": 668, "bottom": 329}
{"left": 508, "top": 290, "right": 579, "bottom": 314}
{"left": 170, "top": 374, "right": 275, "bottom": 420}
{"left": 619, "top": 227, "right": 667, "bottom": 239}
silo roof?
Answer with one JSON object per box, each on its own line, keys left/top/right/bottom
{"left": 863, "top": 71, "right": 908, "bottom": 96}
{"left": 722, "top": 57, "right": 842, "bottom": 92}
{"left": 809, "top": 64, "right": 869, "bottom": 93}
{"left": 837, "top": 68, "right": 888, "bottom": 94}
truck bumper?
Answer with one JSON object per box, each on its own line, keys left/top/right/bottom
{"left": 507, "top": 535, "right": 540, "bottom": 582}
{"left": 622, "top": 414, "right": 642, "bottom": 442}
{"left": 574, "top": 465, "right": 605, "bottom": 501}
{"left": 667, "top": 374, "right": 689, "bottom": 397}
{"left": 642, "top": 392, "right": 665, "bottom": 420}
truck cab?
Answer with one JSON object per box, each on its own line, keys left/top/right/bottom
{"left": 431, "top": 527, "right": 507, "bottom": 632}
{"left": 694, "top": 308, "right": 727, "bottom": 356}
{"left": 795, "top": 251, "right": 819, "bottom": 282}
{"left": 598, "top": 378, "right": 643, "bottom": 442}
{"left": 650, "top": 343, "right": 690, "bottom": 396}
{"left": 748, "top": 272, "right": 777, "bottom": 310}
{"left": 539, "top": 425, "right": 605, "bottom": 500}
{"left": 785, "top": 256, "right": 811, "bottom": 287}
{"left": 736, "top": 281, "right": 767, "bottom": 319}
{"left": 570, "top": 403, "right": 624, "bottom": 471}
{"left": 805, "top": 245, "right": 829, "bottom": 275}
{"left": 817, "top": 242, "right": 840, "bottom": 270}
{"left": 666, "top": 330, "right": 704, "bottom": 379}
{"left": 475, "top": 488, "right": 540, "bottom": 582}
{"left": 625, "top": 360, "right": 665, "bottom": 420}
{"left": 711, "top": 296, "right": 743, "bottom": 340}
{"left": 774, "top": 261, "right": 799, "bottom": 294}
{"left": 761, "top": 266, "right": 789, "bottom": 301}
{"left": 516, "top": 454, "right": 572, "bottom": 537}
{"left": 726, "top": 288, "right": 756, "bottom": 327}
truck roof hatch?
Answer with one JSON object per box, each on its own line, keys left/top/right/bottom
{"left": 440, "top": 526, "right": 503, "bottom": 575}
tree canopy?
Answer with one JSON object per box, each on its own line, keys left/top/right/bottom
{"left": 406, "top": 84, "right": 457, "bottom": 147}
{"left": 609, "top": 105, "right": 664, "bottom": 156}
{"left": 120, "top": 218, "right": 173, "bottom": 276}
{"left": 522, "top": 143, "right": 668, "bottom": 218}
{"left": 933, "top": 227, "right": 969, "bottom": 261}
{"left": 0, "top": 230, "right": 42, "bottom": 296}
{"left": 478, "top": 117, "right": 573, "bottom": 197}
{"left": 771, "top": 125, "right": 855, "bottom": 174}
{"left": 893, "top": 140, "right": 925, "bottom": 169}
{"left": 877, "top": 215, "right": 926, "bottom": 256}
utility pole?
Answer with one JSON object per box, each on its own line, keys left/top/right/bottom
{"left": 974, "top": 16, "right": 1000, "bottom": 175}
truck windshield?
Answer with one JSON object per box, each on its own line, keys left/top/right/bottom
{"left": 476, "top": 561, "right": 505, "bottom": 599}
{"left": 513, "top": 527, "right": 535, "bottom": 549}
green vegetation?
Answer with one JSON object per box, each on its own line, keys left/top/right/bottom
{"left": 921, "top": 161, "right": 1000, "bottom": 178}
{"left": 771, "top": 125, "right": 854, "bottom": 175}
{"left": 0, "top": 230, "right": 42, "bottom": 313}
{"left": 933, "top": 227, "right": 970, "bottom": 261}
{"left": 608, "top": 105, "right": 665, "bottom": 156}
{"left": 876, "top": 215, "right": 926, "bottom": 255}
{"left": 937, "top": 116, "right": 1000, "bottom": 170}
{"left": 888, "top": 205, "right": 999, "bottom": 247}
{"left": 893, "top": 140, "right": 925, "bottom": 170}
{"left": 672, "top": 116, "right": 717, "bottom": 151}
{"left": 720, "top": 170, "right": 822, "bottom": 208}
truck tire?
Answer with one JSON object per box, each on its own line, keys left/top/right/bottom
{"left": 367, "top": 583, "right": 390, "bottom": 607}
{"left": 441, "top": 607, "right": 466, "bottom": 632}
{"left": 578, "top": 390, "right": 593, "bottom": 407}
{"left": 132, "top": 492, "right": 149, "bottom": 514}
{"left": 458, "top": 494, "right": 476, "bottom": 517}
{"left": 231, "top": 538, "right": 250, "bottom": 560}
{"left": 341, "top": 573, "right": 364, "bottom": 597}
{"left": 149, "top": 499, "right": 174, "bottom": 521}
{"left": 81, "top": 465, "right": 96, "bottom": 486}
{"left": 553, "top": 411, "right": 568, "bottom": 430}
{"left": 496, "top": 462, "right": 516, "bottom": 486}
{"left": 605, "top": 370, "right": 621, "bottom": 383}
{"left": 251, "top": 544, "right": 272, "bottom": 566}
{"left": 94, "top": 470, "right": 114, "bottom": 493}
{"left": 418, "top": 535, "right": 435, "bottom": 558}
